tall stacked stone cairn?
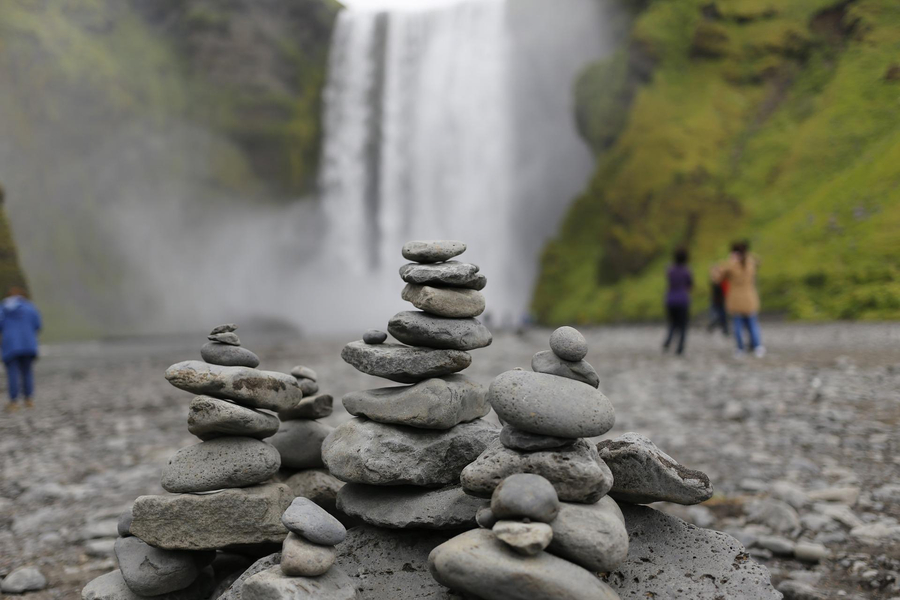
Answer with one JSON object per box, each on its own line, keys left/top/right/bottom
{"left": 81, "top": 324, "right": 300, "bottom": 600}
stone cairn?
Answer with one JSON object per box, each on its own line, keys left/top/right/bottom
{"left": 82, "top": 324, "right": 303, "bottom": 600}
{"left": 322, "top": 240, "right": 497, "bottom": 531}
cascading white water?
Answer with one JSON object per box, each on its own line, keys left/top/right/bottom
{"left": 318, "top": 0, "right": 615, "bottom": 331}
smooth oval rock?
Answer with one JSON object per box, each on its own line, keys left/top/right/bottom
{"left": 388, "top": 311, "right": 492, "bottom": 350}
{"left": 280, "top": 532, "right": 337, "bottom": 577}
{"left": 282, "top": 497, "right": 347, "bottom": 545}
{"left": 81, "top": 569, "right": 214, "bottom": 600}
{"left": 491, "top": 473, "right": 560, "bottom": 523}
{"left": 428, "top": 529, "right": 620, "bottom": 600}
{"left": 290, "top": 365, "right": 318, "bottom": 381}
{"left": 115, "top": 537, "right": 212, "bottom": 596}
{"left": 364, "top": 329, "right": 388, "bottom": 344}
{"left": 187, "top": 396, "right": 280, "bottom": 441}
{"left": 2, "top": 567, "right": 47, "bottom": 594}
{"left": 201, "top": 342, "right": 260, "bottom": 368}
{"left": 165, "top": 361, "right": 303, "bottom": 412}
{"left": 322, "top": 418, "right": 498, "bottom": 487}
{"left": 337, "top": 484, "right": 487, "bottom": 530}
{"left": 489, "top": 370, "right": 614, "bottom": 438}
{"left": 399, "top": 261, "right": 486, "bottom": 290}
{"left": 402, "top": 240, "right": 466, "bottom": 263}
{"left": 548, "top": 496, "right": 629, "bottom": 573}
{"left": 549, "top": 326, "right": 588, "bottom": 361}
{"left": 342, "top": 375, "right": 488, "bottom": 430}
{"left": 531, "top": 351, "right": 600, "bottom": 388}
{"left": 297, "top": 378, "right": 319, "bottom": 395}
{"left": 500, "top": 424, "right": 576, "bottom": 452}
{"left": 267, "top": 419, "right": 334, "bottom": 470}
{"left": 278, "top": 394, "right": 334, "bottom": 421}
{"left": 341, "top": 341, "right": 471, "bottom": 384}
{"left": 461, "top": 439, "right": 613, "bottom": 503}
{"left": 492, "top": 521, "right": 554, "bottom": 556}
{"left": 161, "top": 437, "right": 281, "bottom": 493}
{"left": 244, "top": 565, "right": 357, "bottom": 600}
{"left": 401, "top": 284, "right": 485, "bottom": 318}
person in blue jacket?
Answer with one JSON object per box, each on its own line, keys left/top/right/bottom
{"left": 0, "top": 287, "right": 41, "bottom": 412}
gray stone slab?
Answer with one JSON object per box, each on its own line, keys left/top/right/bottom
{"left": 165, "top": 361, "right": 303, "bottom": 412}
{"left": 388, "top": 311, "right": 492, "bottom": 350}
{"left": 337, "top": 484, "right": 487, "bottom": 530}
{"left": 402, "top": 240, "right": 466, "bottom": 264}
{"left": 188, "top": 396, "right": 280, "bottom": 441}
{"left": 531, "top": 351, "right": 600, "bottom": 388}
{"left": 399, "top": 261, "right": 486, "bottom": 290}
{"left": 401, "top": 285, "right": 486, "bottom": 318}
{"left": 341, "top": 341, "right": 471, "bottom": 384}
{"left": 161, "top": 437, "right": 281, "bottom": 493}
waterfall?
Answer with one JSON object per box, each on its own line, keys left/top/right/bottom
{"left": 318, "top": 0, "right": 615, "bottom": 331}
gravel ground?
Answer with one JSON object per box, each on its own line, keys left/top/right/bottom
{"left": 1, "top": 322, "right": 899, "bottom": 599}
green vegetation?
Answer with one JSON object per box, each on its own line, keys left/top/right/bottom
{"left": 0, "top": 186, "right": 28, "bottom": 298}
{"left": 535, "top": 0, "right": 900, "bottom": 323}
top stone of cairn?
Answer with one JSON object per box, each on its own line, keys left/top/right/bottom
{"left": 402, "top": 240, "right": 466, "bottom": 264}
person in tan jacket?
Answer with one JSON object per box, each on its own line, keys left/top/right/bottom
{"left": 717, "top": 241, "right": 765, "bottom": 357}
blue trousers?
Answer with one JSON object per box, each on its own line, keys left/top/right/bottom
{"left": 5, "top": 355, "right": 35, "bottom": 401}
{"left": 733, "top": 315, "right": 762, "bottom": 351}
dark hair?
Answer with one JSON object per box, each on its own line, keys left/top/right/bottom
{"left": 733, "top": 240, "right": 750, "bottom": 267}
{"left": 674, "top": 248, "right": 689, "bottom": 265}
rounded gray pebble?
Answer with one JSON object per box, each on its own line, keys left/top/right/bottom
{"left": 297, "top": 378, "right": 319, "bottom": 395}
{"left": 200, "top": 342, "right": 260, "bottom": 368}
{"left": 281, "top": 497, "right": 347, "bottom": 545}
{"left": 290, "top": 365, "right": 318, "bottom": 381}
{"left": 549, "top": 326, "right": 588, "bottom": 362}
{"left": 364, "top": 330, "right": 388, "bottom": 344}
{"left": 491, "top": 473, "right": 560, "bottom": 523}
{"left": 160, "top": 437, "right": 281, "bottom": 493}
{"left": 475, "top": 507, "right": 497, "bottom": 529}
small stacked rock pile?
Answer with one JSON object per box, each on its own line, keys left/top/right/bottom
{"left": 323, "top": 240, "right": 497, "bottom": 531}
{"left": 82, "top": 324, "right": 302, "bottom": 600}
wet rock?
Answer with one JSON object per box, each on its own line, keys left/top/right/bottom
{"left": 280, "top": 533, "right": 336, "bottom": 577}
{"left": 114, "top": 537, "right": 212, "bottom": 596}
{"left": 461, "top": 439, "right": 613, "bottom": 503}
{"left": 492, "top": 520, "right": 553, "bottom": 556}
{"left": 165, "top": 361, "right": 303, "bottom": 412}
{"left": 81, "top": 568, "right": 213, "bottom": 600}
{"left": 363, "top": 330, "right": 387, "bottom": 344}
{"left": 161, "top": 437, "right": 281, "bottom": 493}
{"left": 131, "top": 483, "right": 291, "bottom": 550}
{"left": 388, "top": 311, "right": 492, "bottom": 350}
{"left": 187, "top": 396, "right": 280, "bottom": 441}
{"left": 429, "top": 529, "right": 620, "bottom": 600}
{"left": 548, "top": 496, "right": 629, "bottom": 573}
{"left": 402, "top": 240, "right": 466, "bottom": 264}
{"left": 323, "top": 418, "right": 497, "bottom": 487}
{"left": 267, "top": 420, "right": 333, "bottom": 470}
{"left": 342, "top": 376, "right": 488, "bottom": 429}
{"left": 2, "top": 566, "right": 47, "bottom": 594}
{"left": 282, "top": 498, "right": 346, "bottom": 546}
{"left": 531, "top": 351, "right": 600, "bottom": 388}
{"left": 277, "top": 394, "right": 333, "bottom": 421}
{"left": 290, "top": 366, "right": 317, "bottom": 381}
{"left": 401, "top": 284, "right": 485, "bottom": 318}
{"left": 201, "top": 342, "right": 260, "bottom": 368}
{"left": 209, "top": 332, "right": 241, "bottom": 346}
{"left": 337, "top": 484, "right": 486, "bottom": 530}
{"left": 399, "top": 261, "right": 486, "bottom": 290}
{"left": 491, "top": 473, "right": 560, "bottom": 523}
{"left": 489, "top": 370, "right": 615, "bottom": 438}
{"left": 499, "top": 424, "right": 576, "bottom": 452}
{"left": 242, "top": 565, "right": 358, "bottom": 600}
{"left": 549, "top": 326, "right": 588, "bottom": 362}
{"left": 341, "top": 341, "right": 471, "bottom": 384}
{"left": 284, "top": 470, "right": 344, "bottom": 514}
{"left": 597, "top": 433, "right": 713, "bottom": 505}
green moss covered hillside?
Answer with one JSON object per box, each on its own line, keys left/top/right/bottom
{"left": 536, "top": 0, "right": 900, "bottom": 323}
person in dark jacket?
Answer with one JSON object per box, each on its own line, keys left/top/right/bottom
{"left": 0, "top": 287, "right": 42, "bottom": 411}
{"left": 662, "top": 248, "right": 693, "bottom": 355}
{"left": 707, "top": 265, "right": 729, "bottom": 335}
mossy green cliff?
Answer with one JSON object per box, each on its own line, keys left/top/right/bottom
{"left": 536, "top": 0, "right": 900, "bottom": 323}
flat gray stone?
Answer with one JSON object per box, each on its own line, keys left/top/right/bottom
{"left": 531, "top": 351, "right": 600, "bottom": 388}
{"left": 401, "top": 284, "right": 485, "bottom": 318}
{"left": 428, "top": 529, "right": 620, "bottom": 600}
{"left": 597, "top": 433, "right": 713, "bottom": 505}
{"left": 81, "top": 569, "right": 213, "bottom": 600}
{"left": 500, "top": 424, "right": 576, "bottom": 452}
{"left": 606, "top": 505, "right": 779, "bottom": 599}
{"left": 284, "top": 469, "right": 344, "bottom": 514}
{"left": 399, "top": 261, "right": 486, "bottom": 290}
{"left": 267, "top": 420, "right": 333, "bottom": 470}
{"left": 492, "top": 521, "right": 553, "bottom": 556}
{"left": 491, "top": 473, "right": 560, "bottom": 523}
{"left": 115, "top": 537, "right": 213, "bottom": 596}
{"left": 402, "top": 240, "right": 466, "bottom": 264}
{"left": 210, "top": 324, "right": 237, "bottom": 335}
{"left": 461, "top": 439, "right": 613, "bottom": 503}
{"left": 188, "top": 396, "right": 280, "bottom": 441}
{"left": 363, "top": 330, "right": 387, "bottom": 344}
{"left": 277, "top": 394, "right": 333, "bottom": 421}
{"left": 165, "top": 361, "right": 303, "bottom": 412}
{"left": 161, "top": 437, "right": 281, "bottom": 493}
{"left": 290, "top": 366, "right": 317, "bottom": 381}
{"left": 341, "top": 341, "right": 471, "bottom": 384}
{"left": 243, "top": 565, "right": 357, "bottom": 600}
{"left": 549, "top": 326, "right": 588, "bottom": 361}
{"left": 209, "top": 332, "right": 241, "bottom": 346}
{"left": 117, "top": 507, "right": 133, "bottom": 537}
{"left": 322, "top": 418, "right": 497, "bottom": 487}
{"left": 282, "top": 497, "right": 346, "bottom": 545}
{"left": 489, "top": 370, "right": 615, "bottom": 438}
{"left": 297, "top": 378, "right": 319, "bottom": 395}
{"left": 335, "top": 526, "right": 458, "bottom": 600}
{"left": 337, "top": 484, "right": 487, "bottom": 530}
{"left": 342, "top": 376, "right": 488, "bottom": 430}
{"left": 280, "top": 533, "right": 336, "bottom": 577}
{"left": 548, "top": 496, "right": 628, "bottom": 573}
{"left": 131, "top": 483, "right": 292, "bottom": 550}
{"left": 2, "top": 567, "right": 47, "bottom": 594}
{"left": 388, "top": 311, "right": 492, "bottom": 350}
{"left": 216, "top": 554, "right": 281, "bottom": 600}
{"left": 202, "top": 342, "right": 260, "bottom": 368}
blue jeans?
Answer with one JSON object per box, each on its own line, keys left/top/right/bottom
{"left": 5, "top": 355, "right": 35, "bottom": 401}
{"left": 733, "top": 315, "right": 762, "bottom": 351}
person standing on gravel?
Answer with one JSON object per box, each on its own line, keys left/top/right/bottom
{"left": 1, "top": 287, "right": 42, "bottom": 412}
{"left": 662, "top": 248, "right": 693, "bottom": 355}
{"left": 717, "top": 241, "right": 765, "bottom": 358}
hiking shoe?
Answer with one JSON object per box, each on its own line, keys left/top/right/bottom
{"left": 754, "top": 346, "right": 767, "bottom": 358}
{"left": 4, "top": 403, "right": 19, "bottom": 413}
{"left": 24, "top": 399, "right": 34, "bottom": 408}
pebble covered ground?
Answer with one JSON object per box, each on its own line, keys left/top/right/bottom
{"left": 1, "top": 322, "right": 899, "bottom": 599}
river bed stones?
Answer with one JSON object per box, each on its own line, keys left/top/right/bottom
{"left": 399, "top": 261, "right": 486, "bottom": 290}
{"left": 160, "top": 437, "right": 281, "bottom": 493}
{"left": 187, "top": 396, "right": 279, "bottom": 441}
{"left": 342, "top": 376, "right": 489, "bottom": 429}
{"left": 547, "top": 496, "right": 629, "bottom": 573}
{"left": 531, "top": 351, "right": 600, "bottom": 388}
{"left": 337, "top": 484, "right": 487, "bottom": 530}
{"left": 491, "top": 473, "right": 560, "bottom": 523}
{"left": 114, "top": 537, "right": 212, "bottom": 596}
{"left": 402, "top": 240, "right": 466, "bottom": 263}
{"left": 81, "top": 569, "right": 215, "bottom": 600}
{"left": 388, "top": 311, "right": 492, "bottom": 350}
{"left": 341, "top": 342, "right": 471, "bottom": 383}
{"left": 1, "top": 567, "right": 47, "bottom": 594}
{"left": 165, "top": 361, "right": 303, "bottom": 412}
{"left": 241, "top": 565, "right": 357, "bottom": 600}
{"left": 401, "top": 284, "right": 485, "bottom": 318}
{"left": 200, "top": 342, "right": 260, "bottom": 368}
{"left": 597, "top": 433, "right": 713, "bottom": 505}
{"left": 267, "top": 419, "right": 334, "bottom": 470}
